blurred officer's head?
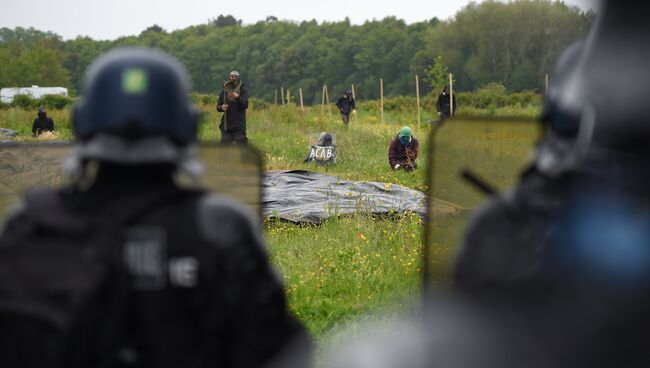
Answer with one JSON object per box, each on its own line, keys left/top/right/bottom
{"left": 70, "top": 47, "right": 200, "bottom": 170}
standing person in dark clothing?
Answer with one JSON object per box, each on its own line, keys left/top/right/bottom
{"left": 217, "top": 71, "right": 249, "bottom": 145}
{"left": 335, "top": 89, "right": 356, "bottom": 125}
{"left": 0, "top": 48, "right": 310, "bottom": 368}
{"left": 32, "top": 107, "right": 55, "bottom": 136}
{"left": 388, "top": 126, "right": 419, "bottom": 171}
{"left": 437, "top": 85, "right": 456, "bottom": 117}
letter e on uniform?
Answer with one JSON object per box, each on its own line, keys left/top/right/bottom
{"left": 169, "top": 257, "right": 199, "bottom": 287}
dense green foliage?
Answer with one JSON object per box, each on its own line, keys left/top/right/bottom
{"left": 419, "top": 1, "right": 593, "bottom": 91}
{"left": 0, "top": 94, "right": 74, "bottom": 110}
{"left": 1, "top": 0, "right": 591, "bottom": 99}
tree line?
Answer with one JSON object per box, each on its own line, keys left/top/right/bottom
{"left": 0, "top": 0, "right": 592, "bottom": 104}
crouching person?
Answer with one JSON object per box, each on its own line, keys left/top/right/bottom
{"left": 0, "top": 47, "right": 311, "bottom": 368}
{"left": 388, "top": 126, "right": 419, "bottom": 171}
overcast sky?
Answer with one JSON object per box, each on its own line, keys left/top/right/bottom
{"left": 1, "top": 0, "right": 598, "bottom": 41}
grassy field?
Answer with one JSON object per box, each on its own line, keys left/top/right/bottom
{"left": 0, "top": 101, "right": 540, "bottom": 356}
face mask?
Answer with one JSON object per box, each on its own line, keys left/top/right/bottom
{"left": 399, "top": 136, "right": 411, "bottom": 145}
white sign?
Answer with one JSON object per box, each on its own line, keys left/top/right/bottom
{"left": 308, "top": 146, "right": 335, "bottom": 162}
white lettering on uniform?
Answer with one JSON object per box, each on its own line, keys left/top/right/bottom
{"left": 326, "top": 148, "right": 333, "bottom": 159}
{"left": 169, "top": 257, "right": 199, "bottom": 287}
{"left": 309, "top": 148, "right": 317, "bottom": 158}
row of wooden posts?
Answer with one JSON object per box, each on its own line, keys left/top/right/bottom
{"left": 273, "top": 76, "right": 430, "bottom": 132}
{"left": 271, "top": 73, "right": 550, "bottom": 132}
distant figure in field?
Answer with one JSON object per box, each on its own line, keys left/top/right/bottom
{"left": 388, "top": 126, "right": 419, "bottom": 171}
{"left": 217, "top": 70, "right": 249, "bottom": 144}
{"left": 32, "top": 107, "right": 55, "bottom": 136}
{"left": 437, "top": 85, "right": 457, "bottom": 118}
{"left": 335, "top": 89, "right": 356, "bottom": 125}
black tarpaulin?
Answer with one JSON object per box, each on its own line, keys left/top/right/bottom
{"left": 263, "top": 170, "right": 464, "bottom": 223}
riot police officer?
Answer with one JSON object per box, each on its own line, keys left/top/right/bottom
{"left": 0, "top": 48, "right": 310, "bottom": 368}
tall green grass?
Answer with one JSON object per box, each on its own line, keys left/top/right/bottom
{"left": 0, "top": 101, "right": 541, "bottom": 353}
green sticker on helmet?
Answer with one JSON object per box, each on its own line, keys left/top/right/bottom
{"left": 122, "top": 68, "right": 148, "bottom": 94}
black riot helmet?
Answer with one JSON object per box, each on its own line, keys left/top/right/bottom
{"left": 71, "top": 47, "right": 200, "bottom": 165}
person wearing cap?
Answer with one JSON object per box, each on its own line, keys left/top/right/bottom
{"left": 217, "top": 70, "right": 250, "bottom": 144}
{"left": 388, "top": 126, "right": 419, "bottom": 171}
{"left": 335, "top": 89, "right": 356, "bottom": 125}
{"left": 32, "top": 107, "right": 55, "bottom": 136}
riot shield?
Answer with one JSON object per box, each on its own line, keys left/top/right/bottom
{"left": 0, "top": 142, "right": 262, "bottom": 221}
{"left": 422, "top": 118, "right": 541, "bottom": 289}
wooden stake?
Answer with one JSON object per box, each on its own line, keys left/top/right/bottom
{"left": 299, "top": 88, "right": 304, "bottom": 113}
{"left": 415, "top": 75, "right": 421, "bottom": 132}
{"left": 286, "top": 88, "right": 290, "bottom": 105}
{"left": 320, "top": 85, "right": 326, "bottom": 128}
{"left": 281, "top": 86, "right": 285, "bottom": 106}
{"left": 321, "top": 85, "right": 326, "bottom": 117}
{"left": 324, "top": 85, "right": 331, "bottom": 117}
{"left": 449, "top": 73, "right": 454, "bottom": 117}
{"left": 380, "top": 78, "right": 384, "bottom": 125}
{"left": 274, "top": 89, "right": 278, "bottom": 105}
{"left": 324, "top": 85, "right": 329, "bottom": 105}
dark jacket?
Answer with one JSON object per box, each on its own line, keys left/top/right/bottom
{"left": 388, "top": 135, "right": 419, "bottom": 168}
{"left": 437, "top": 92, "right": 457, "bottom": 116}
{"left": 0, "top": 165, "right": 310, "bottom": 368}
{"left": 336, "top": 94, "right": 356, "bottom": 115}
{"left": 217, "top": 84, "right": 249, "bottom": 132}
{"left": 32, "top": 115, "right": 55, "bottom": 136}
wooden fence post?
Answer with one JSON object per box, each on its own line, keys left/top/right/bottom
{"left": 415, "top": 75, "right": 421, "bottom": 132}
{"left": 449, "top": 73, "right": 454, "bottom": 117}
{"left": 380, "top": 78, "right": 384, "bottom": 125}
{"left": 274, "top": 89, "right": 278, "bottom": 105}
{"left": 324, "top": 84, "right": 331, "bottom": 118}
{"left": 281, "top": 86, "right": 285, "bottom": 106}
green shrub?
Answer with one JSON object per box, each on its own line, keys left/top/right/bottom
{"left": 250, "top": 97, "right": 269, "bottom": 111}
{"left": 8, "top": 94, "right": 74, "bottom": 110}
{"left": 456, "top": 83, "right": 542, "bottom": 109}
{"left": 190, "top": 92, "right": 216, "bottom": 107}
{"left": 358, "top": 99, "right": 380, "bottom": 112}
{"left": 37, "top": 94, "right": 74, "bottom": 109}
{"left": 10, "top": 94, "right": 35, "bottom": 109}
